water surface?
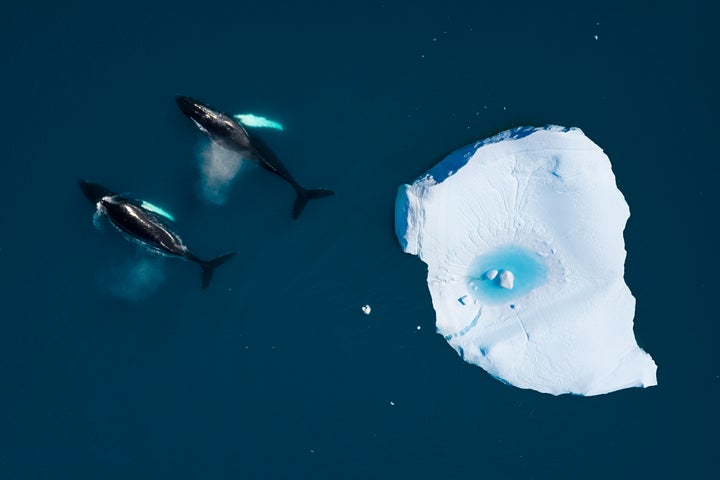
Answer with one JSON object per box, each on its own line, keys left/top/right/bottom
{"left": 0, "top": 1, "right": 713, "bottom": 479}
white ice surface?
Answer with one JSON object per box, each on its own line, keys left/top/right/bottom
{"left": 395, "top": 126, "right": 657, "bottom": 396}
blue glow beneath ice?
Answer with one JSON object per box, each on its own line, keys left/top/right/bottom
{"left": 466, "top": 245, "right": 547, "bottom": 305}
{"left": 140, "top": 201, "right": 175, "bottom": 221}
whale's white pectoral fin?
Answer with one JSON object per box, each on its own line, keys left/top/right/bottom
{"left": 233, "top": 113, "right": 284, "bottom": 131}
{"left": 92, "top": 211, "right": 105, "bottom": 231}
{"left": 191, "top": 118, "right": 209, "bottom": 134}
{"left": 140, "top": 201, "right": 176, "bottom": 221}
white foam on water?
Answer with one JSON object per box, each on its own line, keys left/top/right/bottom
{"left": 105, "top": 254, "right": 167, "bottom": 301}
{"left": 197, "top": 141, "right": 251, "bottom": 205}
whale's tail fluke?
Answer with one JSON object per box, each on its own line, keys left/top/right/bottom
{"left": 192, "top": 252, "right": 237, "bottom": 289}
{"left": 292, "top": 187, "right": 335, "bottom": 220}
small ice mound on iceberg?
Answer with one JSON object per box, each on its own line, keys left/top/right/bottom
{"left": 394, "top": 125, "right": 657, "bottom": 396}
{"left": 498, "top": 270, "right": 514, "bottom": 289}
{"left": 469, "top": 246, "right": 546, "bottom": 303}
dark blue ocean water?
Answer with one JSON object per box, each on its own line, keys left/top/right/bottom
{"left": 1, "top": 1, "right": 715, "bottom": 478}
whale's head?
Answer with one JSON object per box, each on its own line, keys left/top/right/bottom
{"left": 79, "top": 180, "right": 115, "bottom": 204}
{"left": 175, "top": 95, "right": 219, "bottom": 123}
{"left": 175, "top": 95, "right": 236, "bottom": 138}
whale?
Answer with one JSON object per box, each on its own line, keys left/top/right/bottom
{"left": 78, "top": 180, "right": 236, "bottom": 289}
{"left": 175, "top": 95, "right": 334, "bottom": 219}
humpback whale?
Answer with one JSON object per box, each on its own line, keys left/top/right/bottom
{"left": 175, "top": 95, "right": 334, "bottom": 219}
{"left": 79, "top": 180, "right": 236, "bottom": 289}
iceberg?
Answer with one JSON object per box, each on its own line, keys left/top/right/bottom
{"left": 395, "top": 126, "right": 657, "bottom": 396}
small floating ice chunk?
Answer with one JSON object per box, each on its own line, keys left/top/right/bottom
{"left": 362, "top": 305, "right": 372, "bottom": 315}
{"left": 394, "top": 125, "right": 657, "bottom": 396}
{"left": 498, "top": 270, "right": 514, "bottom": 289}
{"left": 485, "top": 269, "right": 498, "bottom": 280}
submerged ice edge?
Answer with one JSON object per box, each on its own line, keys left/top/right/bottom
{"left": 394, "top": 125, "right": 657, "bottom": 396}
